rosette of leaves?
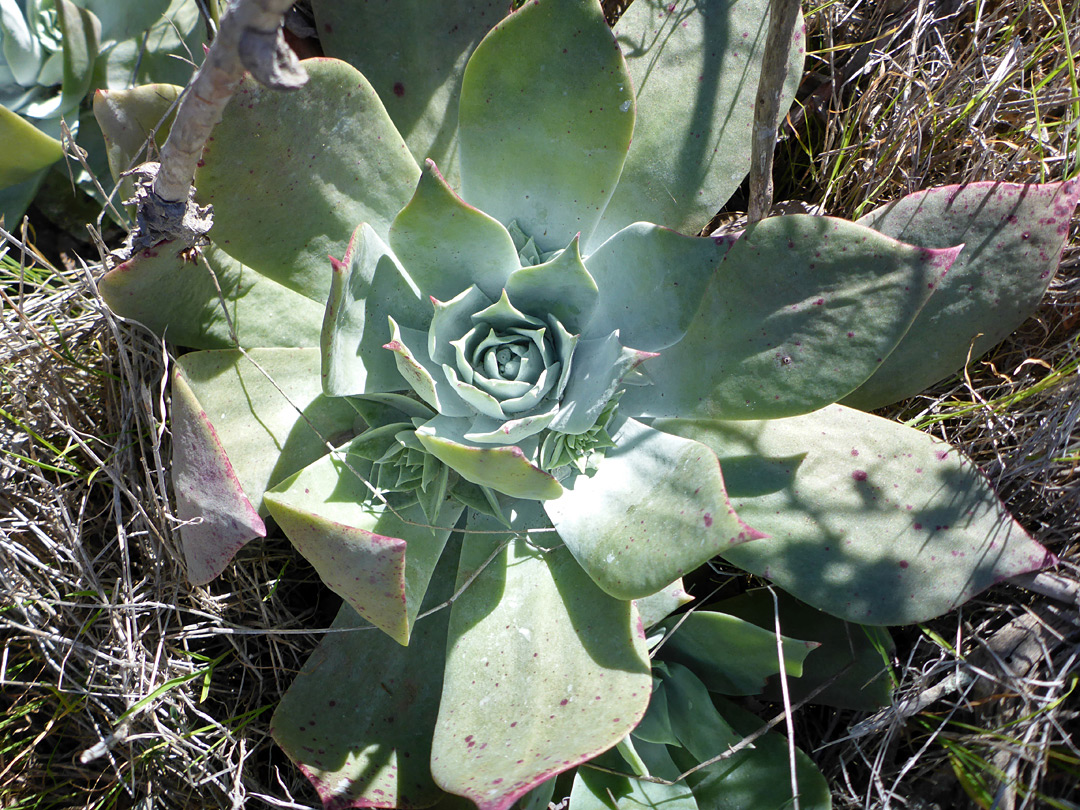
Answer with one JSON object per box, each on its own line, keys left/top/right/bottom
{"left": 95, "top": 0, "right": 1076, "bottom": 808}
{"left": 0, "top": 0, "right": 204, "bottom": 224}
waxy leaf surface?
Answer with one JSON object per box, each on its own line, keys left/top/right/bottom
{"left": 323, "top": 223, "right": 430, "bottom": 397}
{"left": 171, "top": 368, "right": 265, "bottom": 584}
{"left": 504, "top": 238, "right": 598, "bottom": 336}
{"left": 718, "top": 589, "right": 894, "bottom": 711}
{"left": 196, "top": 59, "right": 420, "bottom": 302}
{"left": 175, "top": 349, "right": 357, "bottom": 518}
{"left": 652, "top": 664, "right": 831, "bottom": 810}
{"left": 623, "top": 216, "right": 959, "bottom": 420}
{"left": 570, "top": 739, "right": 698, "bottom": 810}
{"left": 668, "top": 683, "right": 832, "bottom": 810}
{"left": 545, "top": 417, "right": 758, "bottom": 600}
{"left": 659, "top": 406, "right": 1053, "bottom": 625}
{"left": 417, "top": 416, "right": 562, "bottom": 500}
{"left": 264, "top": 446, "right": 464, "bottom": 644}
{"left": 657, "top": 610, "right": 816, "bottom": 696}
{"left": 634, "top": 578, "right": 693, "bottom": 630}
{"left": 92, "top": 82, "right": 180, "bottom": 206}
{"left": 846, "top": 180, "right": 1080, "bottom": 408}
{"left": 101, "top": 242, "right": 324, "bottom": 349}
{"left": 0, "top": 104, "right": 63, "bottom": 185}
{"left": 659, "top": 662, "right": 741, "bottom": 758}
{"left": 458, "top": 0, "right": 634, "bottom": 252}
{"left": 57, "top": 0, "right": 100, "bottom": 115}
{"left": 272, "top": 538, "right": 462, "bottom": 809}
{"left": 582, "top": 223, "right": 729, "bottom": 351}
{"left": 311, "top": 0, "right": 504, "bottom": 185}
{"left": 390, "top": 160, "right": 519, "bottom": 303}
{"left": 591, "top": 0, "right": 804, "bottom": 249}
{"left": 432, "top": 504, "right": 651, "bottom": 810}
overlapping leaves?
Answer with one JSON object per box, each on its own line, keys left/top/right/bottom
{"left": 90, "top": 0, "right": 1075, "bottom": 808}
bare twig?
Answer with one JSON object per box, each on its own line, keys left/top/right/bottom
{"left": 120, "top": 0, "right": 307, "bottom": 258}
{"left": 747, "top": 0, "right": 803, "bottom": 224}
{"left": 845, "top": 601, "right": 1077, "bottom": 740}
{"left": 770, "top": 586, "right": 801, "bottom": 810}
{"left": 1009, "top": 571, "right": 1080, "bottom": 607}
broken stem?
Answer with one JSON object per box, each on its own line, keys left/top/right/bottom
{"left": 118, "top": 0, "right": 307, "bottom": 259}
{"left": 747, "top": 0, "right": 802, "bottom": 224}
{"left": 154, "top": 0, "right": 305, "bottom": 203}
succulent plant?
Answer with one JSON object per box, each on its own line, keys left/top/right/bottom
{"left": 95, "top": 0, "right": 1077, "bottom": 808}
{"left": 0, "top": 0, "right": 204, "bottom": 225}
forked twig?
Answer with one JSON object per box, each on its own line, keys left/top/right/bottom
{"left": 119, "top": 0, "right": 307, "bottom": 259}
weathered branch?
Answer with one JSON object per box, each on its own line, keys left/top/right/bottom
{"left": 747, "top": 0, "right": 803, "bottom": 224}
{"left": 119, "top": 0, "right": 307, "bottom": 259}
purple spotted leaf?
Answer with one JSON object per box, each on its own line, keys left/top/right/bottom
{"left": 172, "top": 348, "right": 357, "bottom": 580}
{"left": 657, "top": 406, "right": 1055, "bottom": 625}
{"left": 846, "top": 180, "right": 1080, "bottom": 409}
{"left": 195, "top": 59, "right": 420, "bottom": 302}
{"left": 101, "top": 242, "right": 324, "bottom": 350}
{"left": 431, "top": 502, "right": 651, "bottom": 810}
{"left": 264, "top": 445, "right": 464, "bottom": 644}
{"left": 96, "top": 0, "right": 1072, "bottom": 805}
{"left": 621, "top": 216, "right": 961, "bottom": 420}
{"left": 171, "top": 368, "right": 265, "bottom": 584}
{"left": 544, "top": 416, "right": 763, "bottom": 601}
{"left": 271, "top": 537, "right": 463, "bottom": 809}
{"left": 310, "top": 0, "right": 505, "bottom": 186}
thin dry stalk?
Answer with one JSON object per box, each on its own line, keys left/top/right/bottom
{"left": 1, "top": 225, "right": 327, "bottom": 806}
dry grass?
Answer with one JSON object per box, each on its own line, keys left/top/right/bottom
{"left": 2, "top": 0, "right": 1079, "bottom": 808}
{"left": 0, "top": 232, "right": 333, "bottom": 805}
{"left": 781, "top": 1, "right": 1080, "bottom": 807}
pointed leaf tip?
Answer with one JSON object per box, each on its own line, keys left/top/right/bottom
{"left": 664, "top": 406, "right": 1055, "bottom": 625}
{"left": 847, "top": 180, "right": 1080, "bottom": 408}
{"left": 172, "top": 369, "right": 266, "bottom": 585}
{"left": 390, "top": 157, "right": 519, "bottom": 302}
{"left": 736, "top": 518, "right": 769, "bottom": 544}
{"left": 417, "top": 416, "right": 563, "bottom": 500}
{"left": 623, "top": 216, "right": 962, "bottom": 420}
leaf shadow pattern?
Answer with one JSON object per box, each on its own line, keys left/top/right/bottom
{"left": 657, "top": 407, "right": 1050, "bottom": 626}
{"left": 270, "top": 535, "right": 464, "bottom": 810}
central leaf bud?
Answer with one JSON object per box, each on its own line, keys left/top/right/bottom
{"left": 494, "top": 345, "right": 520, "bottom": 377}
{"left": 380, "top": 223, "right": 648, "bottom": 496}
{"left": 445, "top": 292, "right": 569, "bottom": 417}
